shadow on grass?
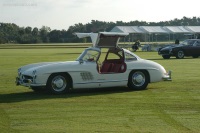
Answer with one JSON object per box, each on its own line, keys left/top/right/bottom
{"left": 0, "top": 87, "right": 139, "bottom": 103}
{"left": 147, "top": 57, "right": 199, "bottom": 60}
{"left": 147, "top": 58, "right": 177, "bottom": 60}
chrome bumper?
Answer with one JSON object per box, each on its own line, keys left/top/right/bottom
{"left": 15, "top": 77, "right": 45, "bottom": 87}
{"left": 162, "top": 71, "right": 172, "bottom": 81}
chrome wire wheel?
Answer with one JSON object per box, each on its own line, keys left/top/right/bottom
{"left": 51, "top": 75, "right": 67, "bottom": 92}
{"left": 128, "top": 70, "right": 149, "bottom": 90}
{"left": 131, "top": 71, "right": 146, "bottom": 87}
{"left": 47, "top": 73, "right": 70, "bottom": 94}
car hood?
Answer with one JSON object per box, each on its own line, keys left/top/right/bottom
{"left": 19, "top": 61, "right": 79, "bottom": 76}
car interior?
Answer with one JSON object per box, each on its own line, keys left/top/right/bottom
{"left": 97, "top": 48, "right": 127, "bottom": 74}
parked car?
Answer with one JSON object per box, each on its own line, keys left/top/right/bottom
{"left": 158, "top": 39, "right": 200, "bottom": 59}
{"left": 16, "top": 32, "right": 171, "bottom": 94}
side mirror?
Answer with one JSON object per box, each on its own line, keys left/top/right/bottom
{"left": 79, "top": 59, "right": 84, "bottom": 64}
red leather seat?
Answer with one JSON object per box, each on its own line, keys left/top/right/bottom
{"left": 101, "top": 63, "right": 113, "bottom": 73}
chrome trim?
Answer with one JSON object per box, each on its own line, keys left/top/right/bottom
{"left": 74, "top": 79, "right": 128, "bottom": 85}
{"left": 30, "top": 84, "right": 46, "bottom": 87}
{"left": 163, "top": 70, "right": 172, "bottom": 81}
{"left": 15, "top": 77, "right": 46, "bottom": 87}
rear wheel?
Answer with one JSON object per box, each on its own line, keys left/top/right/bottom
{"left": 176, "top": 50, "right": 184, "bottom": 59}
{"left": 128, "top": 70, "right": 149, "bottom": 90}
{"left": 162, "top": 55, "right": 171, "bottom": 59}
{"left": 47, "top": 73, "right": 70, "bottom": 94}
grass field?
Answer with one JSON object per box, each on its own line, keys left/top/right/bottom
{"left": 0, "top": 45, "right": 200, "bottom": 133}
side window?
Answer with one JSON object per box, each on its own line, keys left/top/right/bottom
{"left": 107, "top": 53, "right": 120, "bottom": 60}
{"left": 125, "top": 52, "right": 137, "bottom": 61}
{"left": 105, "top": 48, "right": 124, "bottom": 61}
{"left": 188, "top": 40, "right": 195, "bottom": 45}
{"left": 196, "top": 41, "right": 200, "bottom": 46}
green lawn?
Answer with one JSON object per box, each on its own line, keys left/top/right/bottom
{"left": 0, "top": 47, "right": 200, "bottom": 133}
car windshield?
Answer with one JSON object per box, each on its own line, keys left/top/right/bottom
{"left": 77, "top": 49, "right": 100, "bottom": 62}
{"left": 181, "top": 40, "right": 196, "bottom": 46}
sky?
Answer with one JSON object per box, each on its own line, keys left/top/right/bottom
{"left": 0, "top": 0, "right": 200, "bottom": 30}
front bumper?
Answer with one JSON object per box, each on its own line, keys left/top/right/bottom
{"left": 15, "top": 77, "right": 45, "bottom": 87}
{"left": 158, "top": 50, "right": 173, "bottom": 56}
{"left": 162, "top": 71, "right": 172, "bottom": 81}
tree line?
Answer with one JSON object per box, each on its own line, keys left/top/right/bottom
{"left": 0, "top": 16, "right": 200, "bottom": 44}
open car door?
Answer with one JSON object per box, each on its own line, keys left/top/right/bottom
{"left": 74, "top": 32, "right": 128, "bottom": 48}
{"left": 95, "top": 32, "right": 128, "bottom": 48}
{"left": 74, "top": 32, "right": 129, "bottom": 88}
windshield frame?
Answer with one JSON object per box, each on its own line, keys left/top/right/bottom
{"left": 76, "top": 47, "right": 101, "bottom": 62}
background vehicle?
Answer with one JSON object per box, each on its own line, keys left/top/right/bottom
{"left": 158, "top": 39, "right": 200, "bottom": 59}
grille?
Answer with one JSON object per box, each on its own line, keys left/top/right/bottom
{"left": 22, "top": 75, "right": 33, "bottom": 80}
{"left": 80, "top": 72, "right": 93, "bottom": 81}
{"left": 160, "top": 50, "right": 170, "bottom": 54}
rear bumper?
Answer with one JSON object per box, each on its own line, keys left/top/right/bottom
{"left": 162, "top": 71, "right": 172, "bottom": 81}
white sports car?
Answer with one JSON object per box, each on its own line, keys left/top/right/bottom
{"left": 16, "top": 32, "right": 171, "bottom": 94}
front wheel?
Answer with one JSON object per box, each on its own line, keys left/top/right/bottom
{"left": 176, "top": 50, "right": 184, "bottom": 59}
{"left": 47, "top": 73, "right": 70, "bottom": 94}
{"left": 128, "top": 70, "right": 149, "bottom": 90}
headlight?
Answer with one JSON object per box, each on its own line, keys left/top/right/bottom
{"left": 18, "top": 68, "right": 21, "bottom": 76}
{"left": 32, "top": 70, "right": 37, "bottom": 76}
{"left": 32, "top": 70, "right": 37, "bottom": 83}
{"left": 18, "top": 68, "right": 21, "bottom": 73}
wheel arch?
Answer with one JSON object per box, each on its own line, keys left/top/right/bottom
{"left": 175, "top": 48, "right": 185, "bottom": 54}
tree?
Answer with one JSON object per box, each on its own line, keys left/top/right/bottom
{"left": 60, "top": 30, "right": 68, "bottom": 42}
{"left": 25, "top": 27, "right": 32, "bottom": 34}
{"left": 40, "top": 26, "right": 51, "bottom": 43}
{"left": 18, "top": 27, "right": 25, "bottom": 35}
{"left": 1, "top": 16, "right": 200, "bottom": 44}
{"left": 0, "top": 23, "right": 19, "bottom": 43}
{"left": 32, "top": 27, "right": 41, "bottom": 43}
{"left": 49, "top": 30, "right": 61, "bottom": 43}
{"left": 32, "top": 27, "right": 39, "bottom": 36}
{"left": 86, "top": 20, "right": 110, "bottom": 32}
